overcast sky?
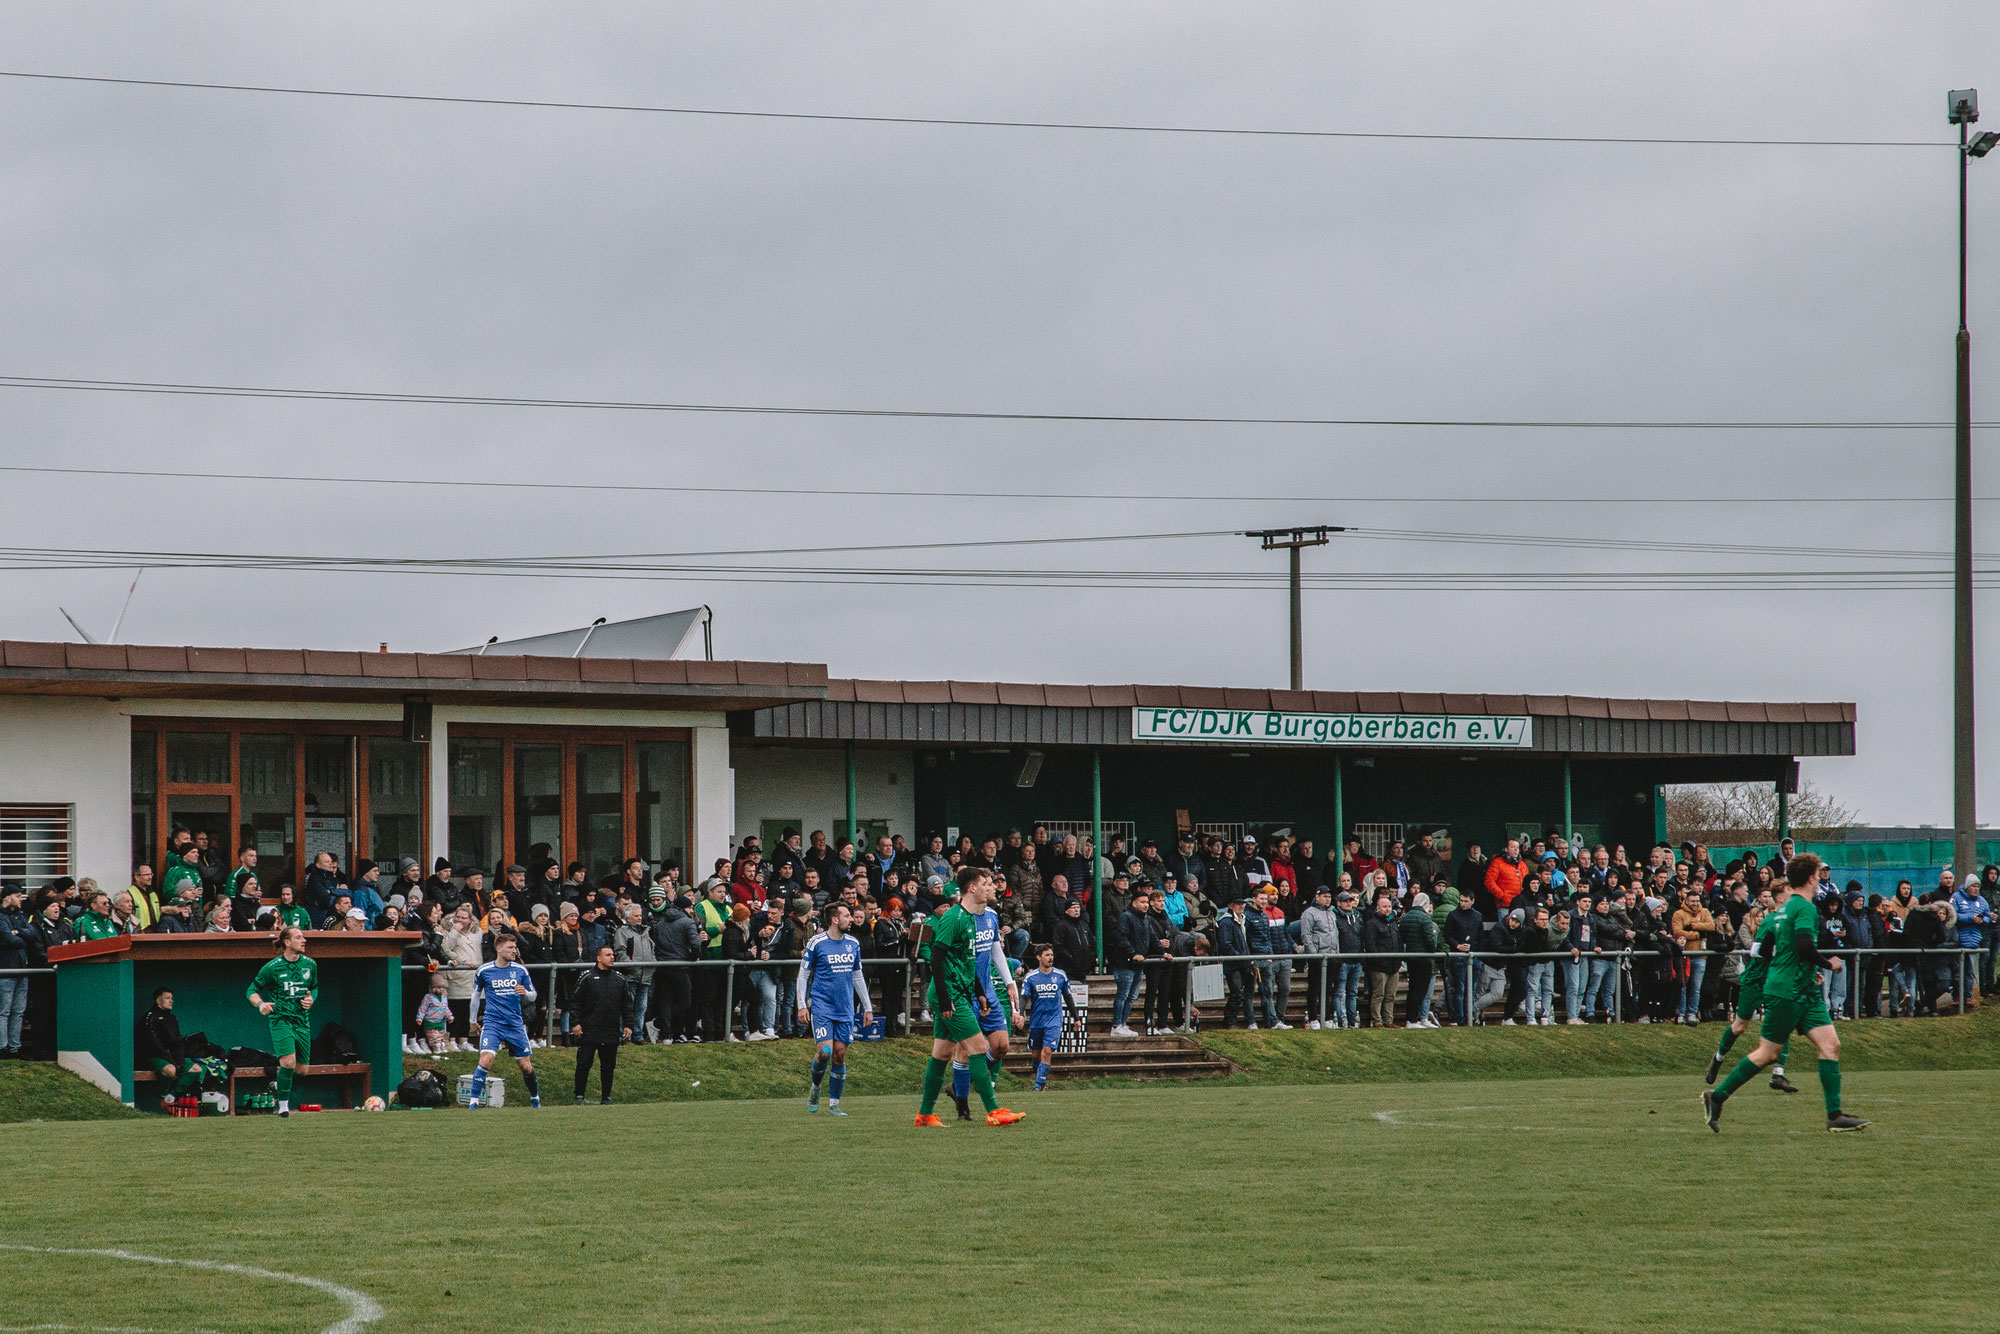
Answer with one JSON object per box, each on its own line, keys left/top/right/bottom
{"left": 0, "top": 3, "right": 1994, "bottom": 824}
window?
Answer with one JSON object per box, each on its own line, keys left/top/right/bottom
{"left": 448, "top": 738, "right": 503, "bottom": 877}
{"left": 575, "top": 744, "right": 624, "bottom": 883}
{"left": 368, "top": 739, "right": 426, "bottom": 874}
{"left": 239, "top": 734, "right": 295, "bottom": 885}
{"left": 452, "top": 726, "right": 690, "bottom": 880}
{"left": 1, "top": 805, "right": 72, "bottom": 883}
{"left": 130, "top": 732, "right": 155, "bottom": 871}
{"left": 636, "top": 740, "right": 689, "bottom": 873}
{"left": 131, "top": 720, "right": 424, "bottom": 882}
{"left": 513, "top": 743, "right": 563, "bottom": 871}
{"left": 1353, "top": 823, "right": 1404, "bottom": 858}
{"left": 1038, "top": 820, "right": 1139, "bottom": 851}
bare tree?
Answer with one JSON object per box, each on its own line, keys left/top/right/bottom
{"left": 1664, "top": 780, "right": 1859, "bottom": 845}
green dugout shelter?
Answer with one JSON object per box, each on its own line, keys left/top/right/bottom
{"left": 48, "top": 932, "right": 410, "bottom": 1108}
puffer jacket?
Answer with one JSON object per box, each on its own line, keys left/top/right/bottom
{"left": 1299, "top": 903, "right": 1341, "bottom": 955}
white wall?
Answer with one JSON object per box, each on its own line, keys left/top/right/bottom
{"left": 0, "top": 696, "right": 133, "bottom": 884}
{"left": 732, "top": 745, "right": 916, "bottom": 848}
{"left": 0, "top": 694, "right": 739, "bottom": 887}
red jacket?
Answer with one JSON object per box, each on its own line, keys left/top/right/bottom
{"left": 1484, "top": 854, "right": 1528, "bottom": 908}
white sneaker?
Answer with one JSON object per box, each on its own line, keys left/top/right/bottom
{"left": 1271, "top": 1021, "right": 1292, "bottom": 1030}
{"left": 1540, "top": 1017, "right": 1553, "bottom": 1026}
{"left": 1108, "top": 1025, "right": 1138, "bottom": 1038}
{"left": 1501, "top": 1018, "right": 1517, "bottom": 1026}
{"left": 745, "top": 1030, "right": 769, "bottom": 1042}
{"left": 763, "top": 1028, "right": 779, "bottom": 1040}
{"left": 726, "top": 1034, "right": 743, "bottom": 1043}
{"left": 1566, "top": 1018, "right": 1585, "bottom": 1025}
{"left": 1307, "top": 1020, "right": 1321, "bottom": 1030}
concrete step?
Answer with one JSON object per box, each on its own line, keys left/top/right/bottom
{"left": 998, "top": 1033, "right": 1235, "bottom": 1082}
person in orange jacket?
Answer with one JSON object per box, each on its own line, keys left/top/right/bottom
{"left": 1484, "top": 838, "right": 1529, "bottom": 911}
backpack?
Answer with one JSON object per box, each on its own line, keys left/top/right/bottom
{"left": 309, "top": 1022, "right": 361, "bottom": 1065}
{"left": 394, "top": 1068, "right": 448, "bottom": 1108}
{"left": 182, "top": 1031, "right": 226, "bottom": 1060}
{"left": 227, "top": 1045, "right": 280, "bottom": 1071}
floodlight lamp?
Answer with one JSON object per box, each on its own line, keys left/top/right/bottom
{"left": 1970, "top": 131, "right": 2000, "bottom": 159}
{"left": 1949, "top": 89, "right": 1980, "bottom": 125}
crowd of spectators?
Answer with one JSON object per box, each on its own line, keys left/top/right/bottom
{"left": 0, "top": 821, "right": 1989, "bottom": 1064}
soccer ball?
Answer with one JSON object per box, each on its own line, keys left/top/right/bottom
{"left": 362, "top": 1096, "right": 387, "bottom": 1112}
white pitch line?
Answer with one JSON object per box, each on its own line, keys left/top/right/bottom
{"left": 0, "top": 1326, "right": 218, "bottom": 1333}
{"left": 0, "top": 1246, "right": 382, "bottom": 1334}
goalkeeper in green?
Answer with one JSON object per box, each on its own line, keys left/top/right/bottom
{"left": 1702, "top": 854, "right": 1867, "bottom": 1133}
{"left": 913, "top": 867, "right": 1024, "bottom": 1128}
{"left": 247, "top": 925, "right": 318, "bottom": 1118}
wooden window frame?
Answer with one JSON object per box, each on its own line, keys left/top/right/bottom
{"left": 448, "top": 724, "right": 692, "bottom": 873}
{"left": 132, "top": 717, "right": 424, "bottom": 879}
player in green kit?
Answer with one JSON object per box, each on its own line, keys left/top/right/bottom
{"left": 247, "top": 925, "right": 318, "bottom": 1118}
{"left": 1703, "top": 854, "right": 1867, "bottom": 1133}
{"left": 913, "top": 866, "right": 1024, "bottom": 1129}
{"left": 1704, "top": 887, "right": 1797, "bottom": 1094}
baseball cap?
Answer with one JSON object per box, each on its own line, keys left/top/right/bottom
{"left": 345, "top": 907, "right": 366, "bottom": 922}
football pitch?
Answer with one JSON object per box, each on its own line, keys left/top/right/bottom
{"left": 3, "top": 1066, "right": 1992, "bottom": 1333}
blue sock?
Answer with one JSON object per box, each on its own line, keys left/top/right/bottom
{"left": 811, "top": 1053, "right": 829, "bottom": 1089}
{"left": 829, "top": 1065, "right": 845, "bottom": 1100}
{"left": 522, "top": 1070, "right": 539, "bottom": 1101}
{"left": 469, "top": 1066, "right": 488, "bottom": 1100}
{"left": 951, "top": 1060, "right": 970, "bottom": 1099}
{"left": 1034, "top": 1061, "right": 1050, "bottom": 1090}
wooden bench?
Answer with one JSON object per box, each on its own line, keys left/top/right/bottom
{"left": 135, "top": 1062, "right": 371, "bottom": 1113}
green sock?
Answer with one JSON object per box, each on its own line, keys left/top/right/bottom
{"left": 968, "top": 1052, "right": 1000, "bottom": 1113}
{"left": 1714, "top": 1056, "right": 1762, "bottom": 1100}
{"left": 919, "top": 1057, "right": 948, "bottom": 1115}
{"left": 1715, "top": 1027, "right": 1738, "bottom": 1059}
{"left": 1778, "top": 1039, "right": 1791, "bottom": 1067}
{"left": 1819, "top": 1059, "right": 1841, "bottom": 1117}
{"left": 276, "top": 1064, "right": 294, "bottom": 1099}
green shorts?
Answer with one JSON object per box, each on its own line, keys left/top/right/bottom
{"left": 1733, "top": 978, "right": 1764, "bottom": 1023}
{"left": 931, "top": 990, "right": 982, "bottom": 1044}
{"left": 1759, "top": 993, "right": 1832, "bottom": 1043}
{"left": 267, "top": 1014, "right": 310, "bottom": 1060}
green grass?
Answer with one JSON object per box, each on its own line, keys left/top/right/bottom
{"left": 5, "top": 1003, "right": 1994, "bottom": 1123}
{"left": 0, "top": 1060, "right": 139, "bottom": 1122}
{"left": 0, "top": 1069, "right": 1992, "bottom": 1332}
{"left": 1198, "top": 1004, "right": 2000, "bottom": 1084}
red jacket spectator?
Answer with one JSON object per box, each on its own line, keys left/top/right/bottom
{"left": 1484, "top": 852, "right": 1528, "bottom": 909}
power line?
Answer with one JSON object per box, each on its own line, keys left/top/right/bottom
{"left": 0, "top": 374, "right": 1986, "bottom": 430}
{"left": 0, "top": 69, "right": 1950, "bottom": 149}
{"left": 0, "top": 460, "right": 1985, "bottom": 506}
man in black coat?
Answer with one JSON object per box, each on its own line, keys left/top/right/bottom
{"left": 569, "top": 945, "right": 630, "bottom": 1104}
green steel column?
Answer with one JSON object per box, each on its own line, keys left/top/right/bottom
{"left": 1333, "top": 754, "right": 1344, "bottom": 853}
{"left": 1561, "top": 755, "right": 1573, "bottom": 847}
{"left": 844, "top": 741, "right": 857, "bottom": 847}
{"left": 1652, "top": 786, "right": 1667, "bottom": 846}
{"left": 1092, "top": 746, "right": 1104, "bottom": 972}
{"left": 1776, "top": 782, "right": 1789, "bottom": 842}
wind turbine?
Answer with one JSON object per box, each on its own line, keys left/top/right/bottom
{"left": 59, "top": 568, "right": 145, "bottom": 644}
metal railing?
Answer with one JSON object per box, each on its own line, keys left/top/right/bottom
{"left": 1107, "top": 945, "right": 1989, "bottom": 1032}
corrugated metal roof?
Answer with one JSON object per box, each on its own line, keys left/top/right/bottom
{"left": 807, "top": 678, "right": 1855, "bottom": 724}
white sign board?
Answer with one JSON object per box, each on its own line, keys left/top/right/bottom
{"left": 1132, "top": 707, "right": 1532, "bottom": 748}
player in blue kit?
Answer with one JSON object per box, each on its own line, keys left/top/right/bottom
{"left": 1018, "top": 944, "right": 1077, "bottom": 1090}
{"left": 796, "top": 903, "right": 874, "bottom": 1115}
{"left": 468, "top": 933, "right": 541, "bottom": 1109}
